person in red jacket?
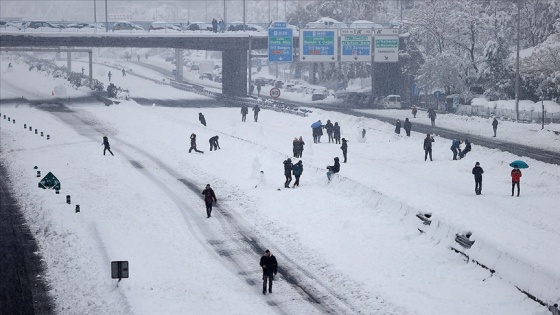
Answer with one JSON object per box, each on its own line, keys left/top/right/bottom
{"left": 511, "top": 167, "right": 522, "bottom": 197}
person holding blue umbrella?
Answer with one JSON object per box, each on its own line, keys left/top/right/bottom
{"left": 511, "top": 167, "right": 522, "bottom": 197}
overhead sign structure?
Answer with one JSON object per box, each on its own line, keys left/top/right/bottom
{"left": 373, "top": 33, "right": 399, "bottom": 63}
{"left": 340, "top": 30, "right": 372, "bottom": 62}
{"left": 38, "top": 172, "right": 61, "bottom": 190}
{"left": 268, "top": 26, "right": 293, "bottom": 62}
{"left": 299, "top": 29, "right": 338, "bottom": 62}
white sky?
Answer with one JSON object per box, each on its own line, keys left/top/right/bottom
{"left": 1, "top": 56, "right": 559, "bottom": 314}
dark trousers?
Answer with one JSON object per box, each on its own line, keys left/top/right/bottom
{"left": 103, "top": 147, "right": 114, "bottom": 156}
{"left": 405, "top": 129, "right": 411, "bottom": 136}
{"left": 493, "top": 127, "right": 497, "bottom": 137}
{"left": 424, "top": 149, "right": 432, "bottom": 161}
{"left": 254, "top": 113, "right": 259, "bottom": 122}
{"left": 328, "top": 132, "right": 334, "bottom": 143}
{"left": 451, "top": 148, "right": 459, "bottom": 160}
{"left": 205, "top": 202, "right": 213, "bottom": 217}
{"left": 293, "top": 175, "right": 300, "bottom": 187}
{"left": 475, "top": 178, "right": 482, "bottom": 195}
{"left": 210, "top": 142, "right": 219, "bottom": 151}
{"left": 512, "top": 181, "right": 520, "bottom": 196}
{"left": 431, "top": 119, "right": 435, "bottom": 126}
{"left": 342, "top": 151, "right": 347, "bottom": 163}
{"left": 242, "top": 114, "right": 246, "bottom": 122}
{"left": 284, "top": 173, "right": 292, "bottom": 188}
{"left": 262, "top": 273, "right": 273, "bottom": 293}
{"left": 189, "top": 145, "right": 203, "bottom": 153}
{"left": 335, "top": 137, "right": 340, "bottom": 144}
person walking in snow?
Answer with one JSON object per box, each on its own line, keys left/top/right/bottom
{"left": 340, "top": 138, "right": 348, "bottom": 163}
{"left": 283, "top": 158, "right": 293, "bottom": 188}
{"left": 189, "top": 133, "right": 204, "bottom": 154}
{"left": 412, "top": 105, "right": 418, "bottom": 118}
{"left": 511, "top": 167, "right": 522, "bottom": 197}
{"left": 292, "top": 137, "right": 299, "bottom": 158}
{"left": 423, "top": 133, "right": 435, "bottom": 161}
{"left": 241, "top": 105, "right": 248, "bottom": 122}
{"left": 209, "top": 136, "right": 220, "bottom": 151}
{"left": 492, "top": 118, "right": 499, "bottom": 137}
{"left": 459, "top": 139, "right": 471, "bottom": 159}
{"left": 324, "top": 120, "right": 334, "bottom": 143}
{"left": 102, "top": 136, "right": 114, "bottom": 156}
{"left": 428, "top": 108, "right": 437, "bottom": 126}
{"left": 256, "top": 84, "right": 262, "bottom": 96}
{"left": 404, "top": 118, "right": 412, "bottom": 136}
{"left": 122, "top": 68, "right": 126, "bottom": 76}
{"left": 395, "top": 119, "right": 401, "bottom": 134}
{"left": 326, "top": 157, "right": 340, "bottom": 181}
{"left": 450, "top": 139, "right": 462, "bottom": 160}
{"left": 252, "top": 104, "right": 260, "bottom": 122}
{"left": 108, "top": 71, "right": 112, "bottom": 82}
{"left": 202, "top": 184, "right": 217, "bottom": 218}
{"left": 260, "top": 249, "right": 278, "bottom": 295}
{"left": 472, "top": 162, "right": 484, "bottom": 195}
{"left": 292, "top": 160, "right": 303, "bottom": 187}
{"left": 297, "top": 136, "right": 305, "bottom": 158}
{"left": 81, "top": 67, "right": 85, "bottom": 75}
{"left": 333, "top": 122, "right": 341, "bottom": 144}
{"left": 199, "top": 113, "right": 206, "bottom": 126}
{"left": 312, "top": 121, "right": 322, "bottom": 143}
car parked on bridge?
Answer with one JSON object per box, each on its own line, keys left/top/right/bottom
{"left": 227, "top": 22, "right": 265, "bottom": 32}
{"left": 149, "top": 22, "right": 182, "bottom": 32}
{"left": 199, "top": 72, "right": 213, "bottom": 81}
{"left": 25, "top": 21, "right": 61, "bottom": 30}
{"left": 0, "top": 20, "right": 21, "bottom": 30}
{"left": 185, "top": 22, "right": 212, "bottom": 32}
{"left": 112, "top": 21, "right": 144, "bottom": 32}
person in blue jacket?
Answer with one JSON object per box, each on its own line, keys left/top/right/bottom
{"left": 450, "top": 139, "right": 462, "bottom": 160}
{"left": 292, "top": 160, "right": 303, "bottom": 187}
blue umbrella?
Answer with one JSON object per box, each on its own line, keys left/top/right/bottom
{"left": 310, "top": 121, "right": 322, "bottom": 128}
{"left": 509, "top": 160, "right": 529, "bottom": 169}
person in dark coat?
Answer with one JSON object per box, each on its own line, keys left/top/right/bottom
{"left": 189, "top": 133, "right": 204, "bottom": 153}
{"left": 292, "top": 160, "right": 303, "bottom": 187}
{"left": 459, "top": 139, "right": 471, "bottom": 159}
{"left": 249, "top": 84, "right": 255, "bottom": 96}
{"left": 450, "top": 139, "right": 462, "bottom": 160}
{"left": 492, "top": 118, "right": 499, "bottom": 137}
{"left": 256, "top": 84, "right": 262, "bottom": 96}
{"left": 202, "top": 184, "right": 217, "bottom": 218}
{"left": 472, "top": 162, "right": 484, "bottom": 195}
{"left": 102, "top": 136, "right": 114, "bottom": 156}
{"left": 403, "top": 118, "right": 412, "bottom": 136}
{"left": 324, "top": 120, "right": 334, "bottom": 143}
{"left": 362, "top": 128, "right": 366, "bottom": 138}
{"left": 340, "top": 138, "right": 348, "bottom": 163}
{"left": 333, "top": 122, "right": 341, "bottom": 144}
{"left": 316, "top": 124, "right": 324, "bottom": 142}
{"left": 199, "top": 113, "right": 206, "bottom": 126}
{"left": 326, "top": 157, "right": 340, "bottom": 181}
{"left": 211, "top": 18, "right": 218, "bottom": 33}
{"left": 297, "top": 136, "right": 305, "bottom": 158}
{"left": 312, "top": 120, "right": 322, "bottom": 143}
{"left": 209, "top": 136, "right": 220, "bottom": 151}
{"left": 283, "top": 158, "right": 293, "bottom": 188}
{"left": 292, "top": 137, "right": 299, "bottom": 158}
{"left": 260, "top": 249, "right": 278, "bottom": 294}
{"left": 428, "top": 108, "right": 437, "bottom": 126}
{"left": 395, "top": 119, "right": 401, "bottom": 134}
{"left": 252, "top": 104, "right": 260, "bottom": 122}
{"left": 412, "top": 105, "right": 418, "bottom": 118}
{"left": 241, "top": 105, "right": 248, "bottom": 122}
{"left": 423, "top": 133, "right": 434, "bottom": 161}
{"left": 122, "top": 68, "right": 126, "bottom": 76}
{"left": 108, "top": 71, "right": 112, "bottom": 81}
{"left": 511, "top": 167, "right": 522, "bottom": 197}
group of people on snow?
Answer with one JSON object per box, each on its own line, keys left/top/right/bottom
{"left": 292, "top": 137, "right": 305, "bottom": 158}
{"left": 312, "top": 120, "right": 341, "bottom": 144}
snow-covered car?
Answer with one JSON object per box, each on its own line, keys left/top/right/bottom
{"left": 112, "top": 21, "right": 144, "bottom": 32}
{"left": 149, "top": 22, "right": 181, "bottom": 32}
{"left": 186, "top": 22, "right": 212, "bottom": 32}
{"left": 199, "top": 72, "right": 213, "bottom": 81}
{"left": 306, "top": 17, "right": 347, "bottom": 29}
{"left": 25, "top": 21, "right": 61, "bottom": 31}
{"left": 227, "top": 22, "right": 265, "bottom": 32}
{"left": 0, "top": 20, "right": 21, "bottom": 30}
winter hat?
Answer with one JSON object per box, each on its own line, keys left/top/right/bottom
{"left": 342, "top": 138, "right": 346, "bottom": 141}
{"left": 475, "top": 162, "right": 480, "bottom": 166}
{"left": 334, "top": 157, "right": 339, "bottom": 161}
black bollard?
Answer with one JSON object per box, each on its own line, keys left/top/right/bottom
{"left": 35, "top": 129, "right": 38, "bottom": 134}
{"left": 13, "top": 119, "right": 15, "bottom": 124}
{"left": 29, "top": 126, "right": 32, "bottom": 131}
{"left": 3, "top": 115, "right": 5, "bottom": 119}
{"left": 66, "top": 195, "right": 71, "bottom": 204}
{"left": 75, "top": 205, "right": 80, "bottom": 213}
{"left": 55, "top": 189, "right": 60, "bottom": 194}
{"left": 24, "top": 124, "right": 27, "bottom": 128}
{"left": 47, "top": 135, "right": 50, "bottom": 140}
{"left": 36, "top": 170, "right": 41, "bottom": 177}
{"left": 40, "top": 132, "right": 43, "bottom": 137}
{"left": 7, "top": 117, "right": 10, "bottom": 121}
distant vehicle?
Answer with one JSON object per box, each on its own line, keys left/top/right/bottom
{"left": 190, "top": 64, "right": 200, "bottom": 71}
{"left": 381, "top": 95, "right": 402, "bottom": 109}
{"left": 0, "top": 20, "right": 21, "bottom": 30}
{"left": 149, "top": 22, "right": 181, "bottom": 32}
{"left": 199, "top": 72, "right": 213, "bottom": 81}
{"left": 227, "top": 22, "right": 265, "bottom": 32}
{"left": 25, "top": 21, "right": 60, "bottom": 29}
{"left": 213, "top": 75, "right": 222, "bottom": 83}
{"left": 306, "top": 17, "right": 347, "bottom": 29}
{"left": 67, "top": 22, "right": 105, "bottom": 30}
{"left": 186, "top": 22, "right": 212, "bottom": 32}
{"left": 254, "top": 77, "right": 266, "bottom": 87}
{"left": 273, "top": 80, "right": 284, "bottom": 88}
{"left": 112, "top": 21, "right": 144, "bottom": 32}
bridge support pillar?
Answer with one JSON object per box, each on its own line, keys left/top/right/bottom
{"left": 175, "top": 49, "right": 183, "bottom": 82}
{"left": 88, "top": 52, "right": 93, "bottom": 88}
{"left": 222, "top": 50, "right": 247, "bottom": 97}
{"left": 66, "top": 50, "right": 72, "bottom": 74}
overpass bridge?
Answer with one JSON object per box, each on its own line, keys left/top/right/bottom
{"left": 0, "top": 32, "right": 273, "bottom": 96}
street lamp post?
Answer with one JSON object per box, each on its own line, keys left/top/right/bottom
{"left": 541, "top": 92, "right": 545, "bottom": 130}
{"left": 515, "top": 0, "right": 520, "bottom": 121}
{"left": 105, "top": 0, "right": 108, "bottom": 32}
